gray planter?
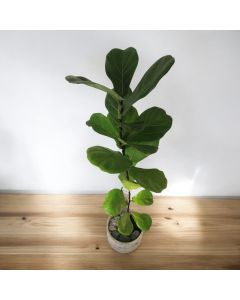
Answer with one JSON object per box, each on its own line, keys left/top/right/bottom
{"left": 106, "top": 217, "right": 143, "bottom": 253}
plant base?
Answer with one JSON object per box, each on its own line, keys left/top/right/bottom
{"left": 106, "top": 217, "right": 143, "bottom": 253}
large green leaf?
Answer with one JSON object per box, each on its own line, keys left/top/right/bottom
{"left": 125, "top": 140, "right": 159, "bottom": 163}
{"left": 128, "top": 143, "right": 158, "bottom": 154}
{"left": 132, "top": 190, "right": 153, "bottom": 206}
{"left": 87, "top": 146, "right": 132, "bottom": 174}
{"left": 105, "top": 47, "right": 138, "bottom": 97}
{"left": 65, "top": 76, "right": 123, "bottom": 102}
{"left": 118, "top": 212, "right": 133, "bottom": 236}
{"left": 131, "top": 212, "right": 152, "bottom": 231}
{"left": 125, "top": 147, "right": 150, "bottom": 163}
{"left": 127, "top": 107, "right": 172, "bottom": 143}
{"left": 121, "top": 115, "right": 144, "bottom": 139}
{"left": 86, "top": 113, "right": 119, "bottom": 140}
{"left": 103, "top": 189, "right": 127, "bottom": 216}
{"left": 123, "top": 55, "right": 175, "bottom": 113}
{"left": 129, "top": 166, "right": 167, "bottom": 193}
{"left": 122, "top": 121, "right": 145, "bottom": 132}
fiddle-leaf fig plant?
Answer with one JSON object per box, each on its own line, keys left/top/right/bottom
{"left": 66, "top": 47, "right": 174, "bottom": 239}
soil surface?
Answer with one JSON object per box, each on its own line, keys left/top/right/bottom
{"left": 108, "top": 214, "right": 141, "bottom": 242}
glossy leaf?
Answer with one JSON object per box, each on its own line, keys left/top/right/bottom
{"left": 129, "top": 166, "right": 167, "bottom": 193}
{"left": 118, "top": 212, "right": 133, "bottom": 236}
{"left": 131, "top": 212, "right": 152, "bottom": 231}
{"left": 132, "top": 190, "right": 153, "bottom": 206}
{"left": 123, "top": 121, "right": 145, "bottom": 132}
{"left": 105, "top": 93, "right": 138, "bottom": 121}
{"left": 86, "top": 113, "right": 119, "bottom": 140}
{"left": 107, "top": 113, "right": 119, "bottom": 134}
{"left": 125, "top": 140, "right": 159, "bottom": 163}
{"left": 107, "top": 111, "right": 140, "bottom": 137}
{"left": 103, "top": 189, "right": 127, "bottom": 216}
{"left": 105, "top": 47, "right": 138, "bottom": 97}
{"left": 65, "top": 76, "right": 123, "bottom": 102}
{"left": 127, "top": 107, "right": 172, "bottom": 142}
{"left": 122, "top": 180, "right": 141, "bottom": 190}
{"left": 118, "top": 173, "right": 140, "bottom": 190}
{"left": 87, "top": 146, "right": 132, "bottom": 174}
{"left": 123, "top": 55, "right": 175, "bottom": 113}
{"left": 105, "top": 94, "right": 118, "bottom": 118}
{"left": 128, "top": 143, "right": 158, "bottom": 154}
{"left": 123, "top": 106, "right": 139, "bottom": 123}
{"left": 105, "top": 93, "right": 139, "bottom": 139}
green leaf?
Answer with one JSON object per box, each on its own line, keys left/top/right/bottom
{"left": 125, "top": 147, "right": 148, "bottom": 163}
{"left": 105, "top": 93, "right": 139, "bottom": 139}
{"left": 121, "top": 118, "right": 141, "bottom": 141}
{"left": 103, "top": 189, "right": 127, "bottom": 216}
{"left": 128, "top": 143, "right": 158, "bottom": 154}
{"left": 87, "top": 146, "right": 132, "bottom": 174}
{"left": 118, "top": 173, "right": 140, "bottom": 190}
{"left": 105, "top": 47, "right": 138, "bottom": 97}
{"left": 118, "top": 212, "right": 133, "bottom": 236}
{"left": 131, "top": 212, "right": 152, "bottom": 231}
{"left": 65, "top": 76, "right": 123, "bottom": 102}
{"left": 86, "top": 113, "right": 119, "bottom": 140}
{"left": 129, "top": 166, "right": 167, "bottom": 193}
{"left": 121, "top": 180, "right": 141, "bottom": 191}
{"left": 123, "top": 106, "right": 139, "bottom": 123}
{"left": 127, "top": 107, "right": 172, "bottom": 142}
{"left": 107, "top": 113, "right": 119, "bottom": 133}
{"left": 105, "top": 94, "right": 118, "bottom": 118}
{"left": 132, "top": 190, "right": 153, "bottom": 206}
{"left": 123, "top": 55, "right": 175, "bottom": 113}
{"left": 105, "top": 93, "right": 138, "bottom": 121}
{"left": 125, "top": 140, "right": 159, "bottom": 163}
{"left": 105, "top": 88, "right": 134, "bottom": 117}
{"left": 123, "top": 121, "right": 145, "bottom": 132}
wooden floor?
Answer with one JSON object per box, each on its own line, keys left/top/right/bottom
{"left": 0, "top": 194, "right": 239, "bottom": 269}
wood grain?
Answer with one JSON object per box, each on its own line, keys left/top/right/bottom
{"left": 0, "top": 194, "right": 239, "bottom": 269}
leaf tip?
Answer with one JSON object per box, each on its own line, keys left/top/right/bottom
{"left": 169, "top": 55, "right": 175, "bottom": 64}
{"left": 65, "top": 75, "right": 73, "bottom": 82}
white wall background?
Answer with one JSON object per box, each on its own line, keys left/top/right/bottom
{"left": 0, "top": 31, "right": 240, "bottom": 196}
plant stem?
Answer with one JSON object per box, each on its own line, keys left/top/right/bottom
{"left": 127, "top": 190, "right": 131, "bottom": 212}
{"left": 119, "top": 100, "right": 131, "bottom": 213}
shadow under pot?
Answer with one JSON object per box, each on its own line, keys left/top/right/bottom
{"left": 106, "top": 215, "right": 143, "bottom": 253}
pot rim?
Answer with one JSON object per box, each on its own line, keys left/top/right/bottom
{"left": 106, "top": 216, "right": 143, "bottom": 245}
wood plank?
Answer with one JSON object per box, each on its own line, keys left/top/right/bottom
{"left": 0, "top": 194, "right": 239, "bottom": 269}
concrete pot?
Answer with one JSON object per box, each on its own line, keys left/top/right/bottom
{"left": 106, "top": 217, "right": 143, "bottom": 253}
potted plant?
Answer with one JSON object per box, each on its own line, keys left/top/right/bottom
{"left": 66, "top": 47, "right": 175, "bottom": 253}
